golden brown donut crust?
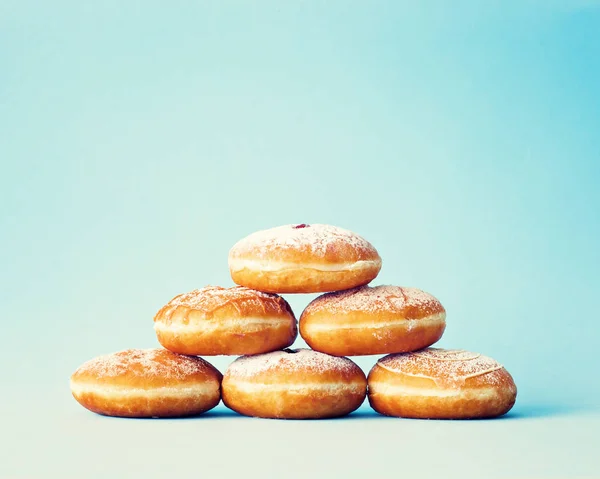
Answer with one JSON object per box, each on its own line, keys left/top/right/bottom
{"left": 228, "top": 224, "right": 382, "bottom": 293}
{"left": 222, "top": 349, "right": 367, "bottom": 419}
{"left": 300, "top": 285, "right": 446, "bottom": 356}
{"left": 70, "top": 349, "right": 222, "bottom": 418}
{"left": 153, "top": 286, "right": 297, "bottom": 355}
{"left": 367, "top": 348, "right": 517, "bottom": 419}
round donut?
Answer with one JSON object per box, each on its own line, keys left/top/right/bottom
{"left": 70, "top": 348, "right": 222, "bottom": 418}
{"left": 222, "top": 349, "right": 367, "bottom": 419}
{"left": 228, "top": 224, "right": 382, "bottom": 293}
{"left": 299, "top": 285, "right": 446, "bottom": 356}
{"left": 368, "top": 348, "right": 517, "bottom": 419}
{"left": 153, "top": 286, "right": 297, "bottom": 356}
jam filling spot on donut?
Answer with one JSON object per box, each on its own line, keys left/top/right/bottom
{"left": 292, "top": 224, "right": 309, "bottom": 229}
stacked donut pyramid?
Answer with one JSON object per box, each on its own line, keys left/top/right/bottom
{"left": 71, "top": 224, "right": 517, "bottom": 420}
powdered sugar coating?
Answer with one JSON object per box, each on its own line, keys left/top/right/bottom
{"left": 303, "top": 285, "right": 445, "bottom": 318}
{"left": 72, "top": 349, "right": 213, "bottom": 380}
{"left": 155, "top": 286, "right": 293, "bottom": 319}
{"left": 226, "top": 348, "right": 359, "bottom": 378}
{"left": 229, "top": 224, "right": 378, "bottom": 260}
{"left": 378, "top": 348, "right": 504, "bottom": 384}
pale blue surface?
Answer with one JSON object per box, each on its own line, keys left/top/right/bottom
{"left": 1, "top": 2, "right": 599, "bottom": 477}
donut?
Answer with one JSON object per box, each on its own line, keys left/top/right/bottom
{"left": 222, "top": 348, "right": 367, "bottom": 419}
{"left": 228, "top": 224, "right": 381, "bottom": 293}
{"left": 368, "top": 348, "right": 517, "bottom": 419}
{"left": 153, "top": 286, "right": 297, "bottom": 356}
{"left": 299, "top": 285, "right": 446, "bottom": 356}
{"left": 70, "top": 348, "right": 222, "bottom": 418}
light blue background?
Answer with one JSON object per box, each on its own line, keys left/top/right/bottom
{"left": 1, "top": 1, "right": 599, "bottom": 477}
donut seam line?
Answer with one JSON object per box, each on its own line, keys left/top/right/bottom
{"left": 375, "top": 363, "right": 505, "bottom": 380}
{"left": 369, "top": 382, "right": 461, "bottom": 397}
{"left": 154, "top": 316, "right": 294, "bottom": 332}
{"left": 369, "top": 383, "right": 500, "bottom": 398}
{"left": 223, "top": 381, "right": 366, "bottom": 393}
{"left": 301, "top": 315, "right": 446, "bottom": 330}
{"left": 70, "top": 383, "right": 218, "bottom": 398}
{"left": 228, "top": 259, "right": 381, "bottom": 273}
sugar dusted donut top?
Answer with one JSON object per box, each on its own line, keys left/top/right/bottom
{"left": 377, "top": 348, "right": 505, "bottom": 385}
{"left": 303, "top": 285, "right": 445, "bottom": 318}
{"left": 154, "top": 286, "right": 293, "bottom": 319}
{"left": 226, "top": 348, "right": 358, "bottom": 378}
{"left": 228, "top": 224, "right": 381, "bottom": 264}
{"left": 71, "top": 349, "right": 215, "bottom": 382}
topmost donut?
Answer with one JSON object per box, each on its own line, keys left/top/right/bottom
{"left": 228, "top": 224, "right": 382, "bottom": 294}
